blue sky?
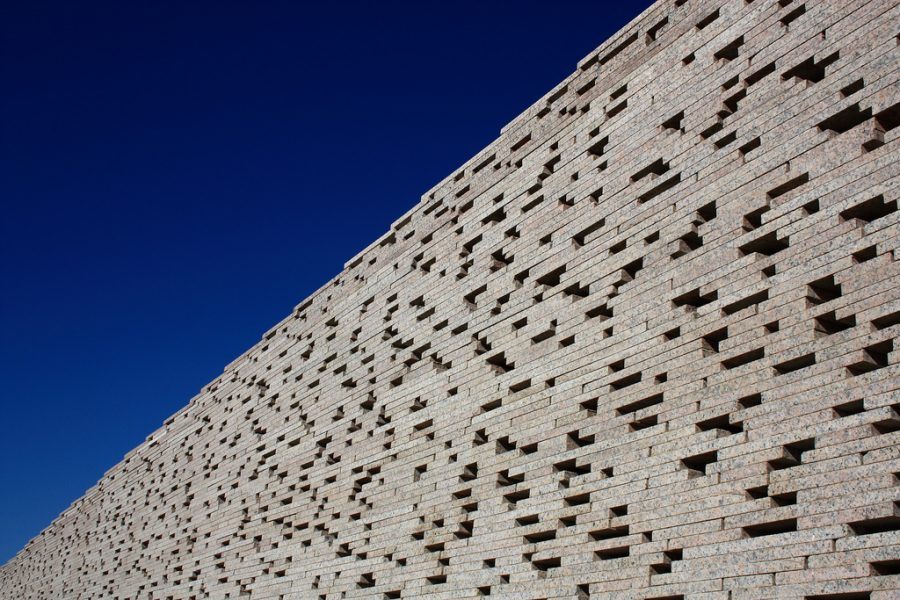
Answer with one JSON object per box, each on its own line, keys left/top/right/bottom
{"left": 0, "top": 0, "right": 651, "bottom": 564}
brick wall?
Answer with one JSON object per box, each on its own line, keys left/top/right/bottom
{"left": 2, "top": 0, "right": 898, "bottom": 598}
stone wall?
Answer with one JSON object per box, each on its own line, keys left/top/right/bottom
{"left": 2, "top": 0, "right": 899, "bottom": 598}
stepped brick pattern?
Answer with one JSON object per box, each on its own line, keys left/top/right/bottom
{"left": 3, "top": 0, "right": 900, "bottom": 598}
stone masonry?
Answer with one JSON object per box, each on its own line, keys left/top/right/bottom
{"left": 2, "top": 0, "right": 900, "bottom": 598}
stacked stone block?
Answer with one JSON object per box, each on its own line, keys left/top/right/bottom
{"left": 2, "top": 0, "right": 899, "bottom": 598}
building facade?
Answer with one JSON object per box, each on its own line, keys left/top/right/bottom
{"left": 2, "top": 0, "right": 899, "bottom": 598}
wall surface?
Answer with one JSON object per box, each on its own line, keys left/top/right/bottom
{"left": 3, "top": 0, "right": 899, "bottom": 598}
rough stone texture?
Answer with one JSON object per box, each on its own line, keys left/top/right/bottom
{"left": 3, "top": 0, "right": 900, "bottom": 598}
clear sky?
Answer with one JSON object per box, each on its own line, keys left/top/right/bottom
{"left": 0, "top": 0, "right": 651, "bottom": 564}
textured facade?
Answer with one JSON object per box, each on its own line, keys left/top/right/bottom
{"left": 3, "top": 0, "right": 900, "bottom": 598}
